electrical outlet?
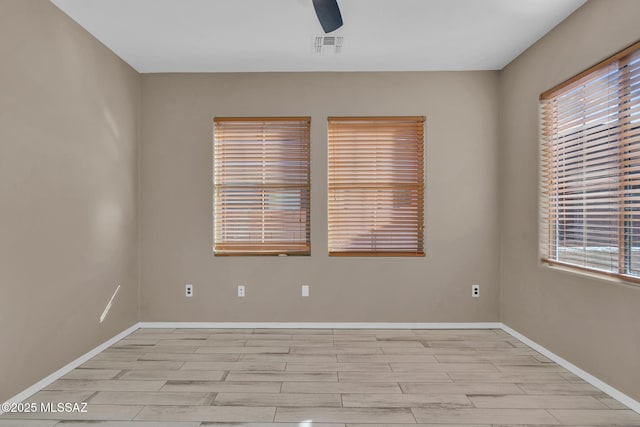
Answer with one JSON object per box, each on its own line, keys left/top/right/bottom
{"left": 302, "top": 285, "right": 309, "bottom": 297}
{"left": 472, "top": 284, "right": 480, "bottom": 298}
{"left": 185, "top": 284, "right": 193, "bottom": 297}
{"left": 237, "top": 285, "right": 245, "bottom": 297}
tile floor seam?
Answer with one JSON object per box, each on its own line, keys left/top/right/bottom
{"left": 82, "top": 391, "right": 100, "bottom": 403}
{"left": 544, "top": 407, "right": 563, "bottom": 425}
{"left": 130, "top": 403, "right": 146, "bottom": 421}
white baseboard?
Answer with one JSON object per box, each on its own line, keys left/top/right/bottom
{"left": 139, "top": 321, "right": 502, "bottom": 329}
{"left": 3, "top": 320, "right": 638, "bottom": 416}
{"left": 0, "top": 322, "right": 141, "bottom": 414}
{"left": 501, "top": 323, "right": 640, "bottom": 414}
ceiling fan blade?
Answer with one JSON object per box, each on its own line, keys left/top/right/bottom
{"left": 312, "top": 0, "right": 343, "bottom": 33}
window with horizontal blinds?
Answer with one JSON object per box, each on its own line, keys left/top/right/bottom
{"left": 540, "top": 41, "right": 640, "bottom": 283}
{"left": 328, "top": 116, "right": 425, "bottom": 256}
{"left": 214, "top": 117, "right": 311, "bottom": 255}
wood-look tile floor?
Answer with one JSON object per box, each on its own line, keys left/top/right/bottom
{"left": 2, "top": 328, "right": 639, "bottom": 426}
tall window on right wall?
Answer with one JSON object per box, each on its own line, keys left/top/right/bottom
{"left": 540, "top": 41, "right": 640, "bottom": 283}
{"left": 328, "top": 116, "right": 425, "bottom": 256}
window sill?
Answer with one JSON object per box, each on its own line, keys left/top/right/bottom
{"left": 329, "top": 252, "right": 425, "bottom": 257}
{"left": 540, "top": 260, "right": 640, "bottom": 288}
{"left": 214, "top": 251, "right": 310, "bottom": 257}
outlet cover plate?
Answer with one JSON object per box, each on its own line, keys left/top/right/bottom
{"left": 472, "top": 284, "right": 480, "bottom": 298}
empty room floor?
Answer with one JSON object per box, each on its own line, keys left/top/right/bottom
{"left": 2, "top": 328, "right": 639, "bottom": 426}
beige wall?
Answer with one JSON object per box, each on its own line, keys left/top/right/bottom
{"left": 140, "top": 72, "right": 500, "bottom": 322}
{"left": 0, "top": 1, "right": 139, "bottom": 401}
{"left": 500, "top": 0, "right": 640, "bottom": 402}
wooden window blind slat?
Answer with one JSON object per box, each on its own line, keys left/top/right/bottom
{"left": 214, "top": 117, "right": 311, "bottom": 255}
{"left": 328, "top": 116, "right": 425, "bottom": 256}
{"left": 540, "top": 42, "right": 640, "bottom": 284}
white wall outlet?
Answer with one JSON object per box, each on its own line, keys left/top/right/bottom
{"left": 185, "top": 284, "right": 193, "bottom": 297}
{"left": 237, "top": 285, "right": 245, "bottom": 297}
{"left": 301, "top": 285, "right": 309, "bottom": 297}
{"left": 472, "top": 284, "right": 480, "bottom": 298}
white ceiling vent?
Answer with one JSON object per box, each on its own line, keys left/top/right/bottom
{"left": 314, "top": 36, "right": 343, "bottom": 55}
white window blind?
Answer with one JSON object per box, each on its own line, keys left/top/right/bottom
{"left": 214, "top": 117, "right": 311, "bottom": 255}
{"left": 328, "top": 116, "right": 425, "bottom": 256}
{"left": 540, "top": 42, "right": 640, "bottom": 282}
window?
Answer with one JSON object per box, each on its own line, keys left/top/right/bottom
{"left": 214, "top": 117, "right": 311, "bottom": 255}
{"left": 540, "top": 41, "right": 640, "bottom": 283}
{"left": 328, "top": 116, "right": 425, "bottom": 256}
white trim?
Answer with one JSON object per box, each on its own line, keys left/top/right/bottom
{"left": 2, "top": 321, "right": 638, "bottom": 416}
{"left": 138, "top": 321, "right": 503, "bottom": 329}
{"left": 501, "top": 323, "right": 640, "bottom": 414}
{"left": 0, "top": 322, "right": 140, "bottom": 414}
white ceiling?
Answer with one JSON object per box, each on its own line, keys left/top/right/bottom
{"left": 50, "top": 0, "right": 586, "bottom": 73}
